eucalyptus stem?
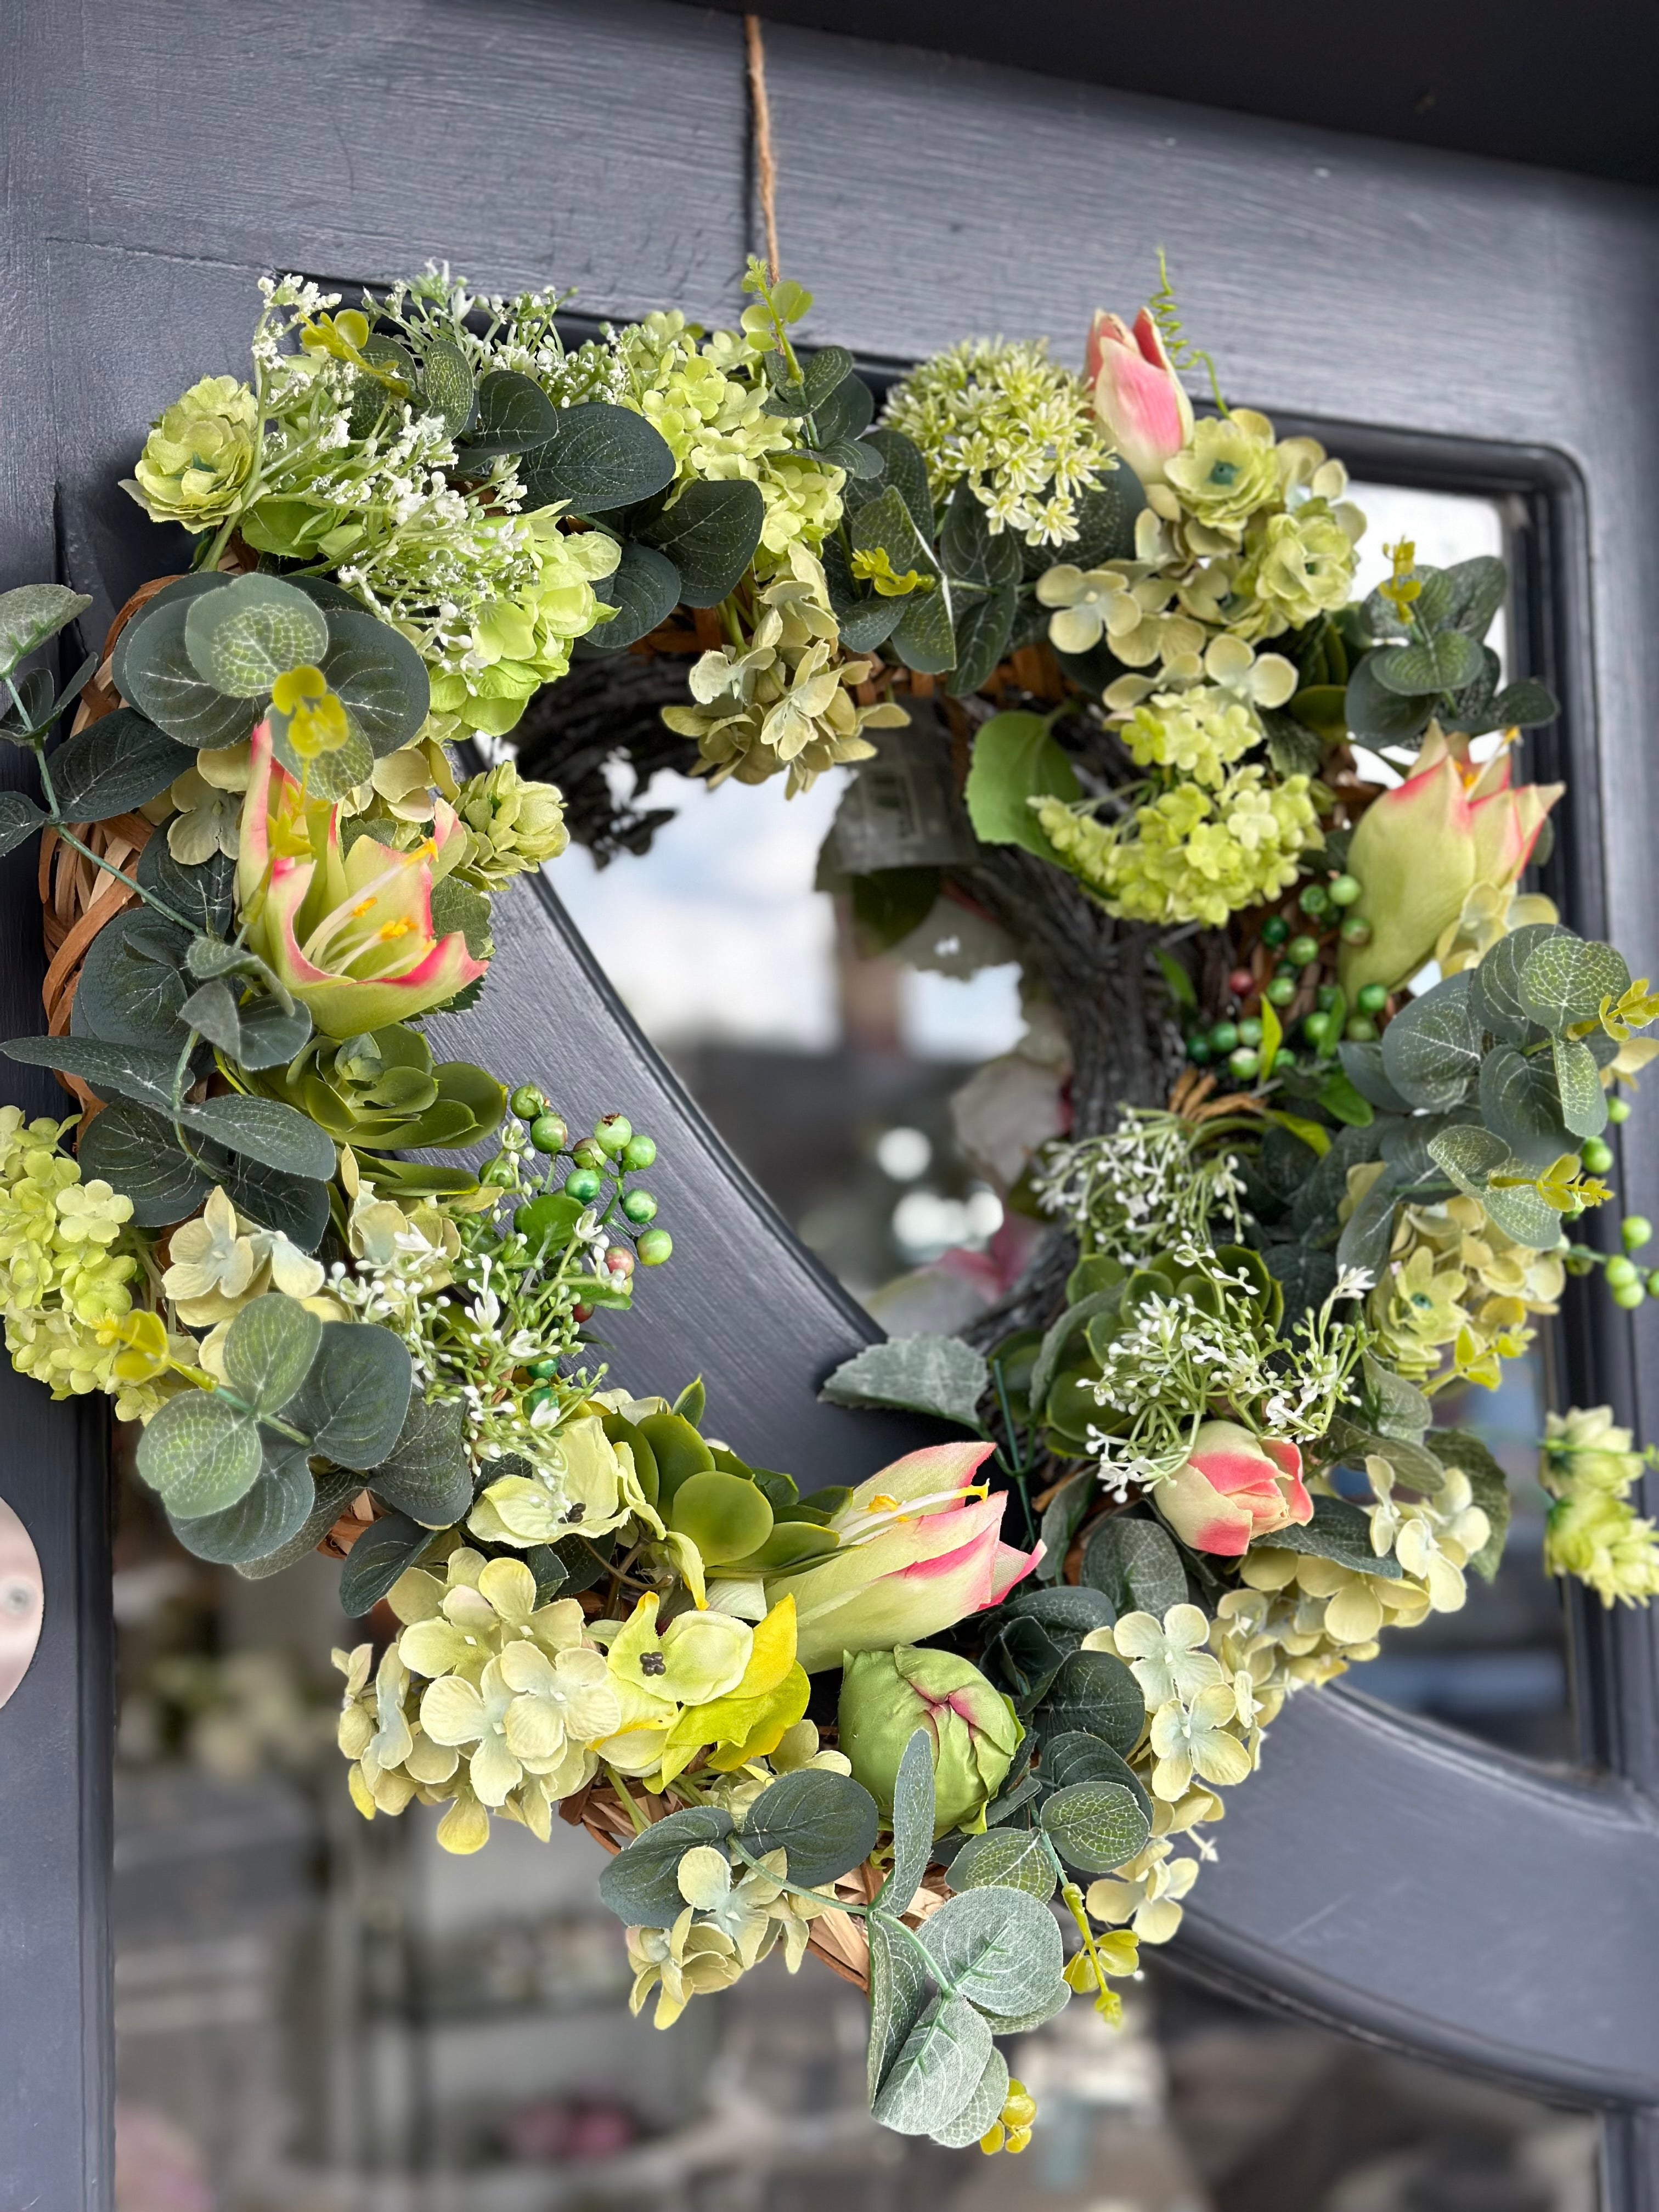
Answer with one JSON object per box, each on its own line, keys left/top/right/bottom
{"left": 726, "top": 1837, "right": 944, "bottom": 1988}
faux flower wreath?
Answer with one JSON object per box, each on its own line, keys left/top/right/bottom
{"left": 1, "top": 256, "right": 1654, "bottom": 2159}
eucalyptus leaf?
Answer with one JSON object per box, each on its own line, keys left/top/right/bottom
{"left": 598, "top": 1806, "right": 735, "bottom": 1926}
{"left": 872, "top": 1995, "right": 993, "bottom": 2135}
{"left": 1381, "top": 971, "right": 1484, "bottom": 1111}
{"left": 1005, "top": 1586, "right": 1115, "bottom": 1635}
{"left": 580, "top": 542, "right": 681, "bottom": 652}
{"left": 77, "top": 1099, "right": 209, "bottom": 1226}
{"left": 945, "top": 1826, "right": 1058, "bottom": 1901}
{"left": 223, "top": 1294, "right": 323, "bottom": 1415}
{"left": 1440, "top": 555, "right": 1508, "bottom": 639}
{"left": 882, "top": 1729, "right": 937, "bottom": 1911}
{"left": 318, "top": 608, "right": 431, "bottom": 757}
{"left": 455, "top": 369, "right": 560, "bottom": 464}
{"left": 1370, "top": 630, "right": 1485, "bottom": 697}
{"left": 1479, "top": 1045, "right": 1572, "bottom": 1167}
{"left": 70, "top": 910, "right": 190, "bottom": 1045}
{"left": 818, "top": 1334, "right": 989, "bottom": 1433}
{"left": 117, "top": 597, "right": 260, "bottom": 749}
{"left": 185, "top": 1093, "right": 336, "bottom": 1181}
{"left": 919, "top": 1885, "right": 1065, "bottom": 2017}
{"left": 365, "top": 1394, "right": 472, "bottom": 1528}
{"left": 946, "top": 586, "right": 1017, "bottom": 697}
{"left": 136, "top": 838, "right": 235, "bottom": 935}
{"left": 168, "top": 1440, "right": 315, "bottom": 1565}
{"left": 891, "top": 585, "right": 957, "bottom": 675}
{"left": 0, "top": 584, "right": 91, "bottom": 676}
{"left": 1040, "top": 1779, "right": 1151, "bottom": 1874}
{"left": 1081, "top": 1516, "right": 1186, "bottom": 1620}
{"left": 856, "top": 429, "right": 935, "bottom": 540}
{"left": 1553, "top": 1035, "right": 1608, "bottom": 1140}
{"left": 1489, "top": 678, "right": 1558, "bottom": 729}
{"left": 866, "top": 1913, "right": 938, "bottom": 2107}
{"left": 2, "top": 1032, "right": 193, "bottom": 1118}
{"left": 1470, "top": 922, "right": 1565, "bottom": 1043}
{"left": 930, "top": 2049, "right": 1011, "bottom": 2151}
{"left": 1035, "top": 1469, "right": 1094, "bottom": 1584}
{"left": 1335, "top": 1170, "right": 1400, "bottom": 1274}
{"left": 1520, "top": 935, "right": 1629, "bottom": 1035}
{"left": 136, "top": 1390, "right": 262, "bottom": 1516}
{"left": 1338, "top": 1040, "right": 1413, "bottom": 1112}
{"left": 519, "top": 402, "right": 678, "bottom": 514}
{"left": 285, "top": 1320, "right": 413, "bottom": 1471}
{"left": 634, "top": 481, "right": 765, "bottom": 606}
{"left": 740, "top": 1769, "right": 880, "bottom": 1888}
{"left": 337, "top": 1509, "right": 438, "bottom": 1616}
{"left": 417, "top": 337, "right": 474, "bottom": 435}
{"left": 1038, "top": 1650, "right": 1144, "bottom": 1756}
{"left": 234, "top": 1468, "right": 363, "bottom": 1581}
{"left": 1040, "top": 1734, "right": 1150, "bottom": 1815}
{"left": 1262, "top": 1492, "right": 1401, "bottom": 1578}
{"left": 47, "top": 708, "right": 195, "bottom": 822}
{"left": 184, "top": 576, "right": 329, "bottom": 697}
{"left": 1363, "top": 1351, "right": 1432, "bottom": 1441}
{"left": 1344, "top": 652, "right": 1437, "bottom": 745}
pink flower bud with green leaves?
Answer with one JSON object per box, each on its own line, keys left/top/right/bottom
{"left": 1338, "top": 726, "right": 1562, "bottom": 996}
{"left": 765, "top": 1442, "right": 1041, "bottom": 1674}
{"left": 1154, "top": 1420, "right": 1312, "bottom": 1558}
{"left": 1084, "top": 308, "right": 1194, "bottom": 487}
{"left": 237, "top": 721, "right": 487, "bottom": 1036}
{"left": 838, "top": 1646, "right": 1022, "bottom": 1836}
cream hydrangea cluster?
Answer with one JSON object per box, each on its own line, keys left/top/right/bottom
{"left": 627, "top": 1841, "right": 831, "bottom": 2028}
{"left": 614, "top": 312, "right": 846, "bottom": 563}
{"left": 0, "top": 1109, "right": 202, "bottom": 1423}
{"left": 1080, "top": 1454, "right": 1492, "bottom": 1949}
{"left": 662, "top": 545, "right": 910, "bottom": 798}
{"left": 1356, "top": 1184, "right": 1566, "bottom": 1391}
{"left": 1032, "top": 768, "right": 1321, "bottom": 929}
{"left": 1541, "top": 1407, "right": 1659, "bottom": 1606}
{"left": 883, "top": 337, "right": 1115, "bottom": 546}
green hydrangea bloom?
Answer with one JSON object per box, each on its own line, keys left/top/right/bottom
{"left": 614, "top": 312, "right": 845, "bottom": 564}
{"left": 1163, "top": 410, "right": 1280, "bottom": 543}
{"left": 1121, "top": 687, "right": 1261, "bottom": 789}
{"left": 1544, "top": 1489, "right": 1659, "bottom": 1606}
{"left": 123, "top": 374, "right": 259, "bottom": 533}
{"left": 883, "top": 337, "right": 1112, "bottom": 547}
{"left": 1034, "top": 769, "right": 1321, "bottom": 928}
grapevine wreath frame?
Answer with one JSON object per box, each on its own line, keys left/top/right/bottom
{"left": 1, "top": 236, "right": 1656, "bottom": 2161}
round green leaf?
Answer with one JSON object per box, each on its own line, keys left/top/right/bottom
{"left": 517, "top": 402, "right": 677, "bottom": 514}
{"left": 117, "top": 596, "right": 261, "bottom": 748}
{"left": 872, "top": 1994, "right": 992, "bottom": 2136}
{"left": 47, "top": 707, "right": 195, "bottom": 822}
{"left": 223, "top": 1293, "right": 323, "bottom": 1416}
{"left": 319, "top": 607, "right": 431, "bottom": 757}
{"left": 71, "top": 910, "right": 190, "bottom": 1046}
{"left": 931, "top": 2048, "right": 1011, "bottom": 2151}
{"left": 184, "top": 575, "right": 329, "bottom": 697}
{"left": 337, "top": 1509, "right": 438, "bottom": 1616}
{"left": 1520, "top": 935, "right": 1630, "bottom": 1035}
{"left": 597, "top": 1807, "right": 735, "bottom": 1925}
{"left": 919, "top": 1885, "right": 1065, "bottom": 2016}
{"left": 1040, "top": 1780, "right": 1152, "bottom": 1874}
{"left": 946, "top": 1826, "right": 1057, "bottom": 1901}
{"left": 740, "top": 1769, "right": 880, "bottom": 1888}
{"left": 1039, "top": 1650, "right": 1145, "bottom": 1755}
{"left": 419, "top": 337, "right": 475, "bottom": 436}
{"left": 168, "top": 1441, "right": 315, "bottom": 1565}
{"left": 77, "top": 1099, "right": 209, "bottom": 1228}
{"left": 284, "top": 1319, "right": 413, "bottom": 1471}
{"left": 136, "top": 1391, "right": 262, "bottom": 1516}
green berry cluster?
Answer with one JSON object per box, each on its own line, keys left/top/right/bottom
{"left": 1183, "top": 868, "right": 1381, "bottom": 1077}
{"left": 1566, "top": 1196, "right": 1657, "bottom": 1311}
{"left": 495, "top": 1087, "right": 673, "bottom": 1321}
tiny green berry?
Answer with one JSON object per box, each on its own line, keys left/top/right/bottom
{"left": 1188, "top": 1036, "right": 1214, "bottom": 1065}
{"left": 1328, "top": 874, "right": 1362, "bottom": 907}
{"left": 509, "top": 1085, "right": 546, "bottom": 1121}
{"left": 636, "top": 1228, "right": 674, "bottom": 1266}
{"left": 1261, "top": 915, "right": 1290, "bottom": 946}
{"left": 1266, "top": 974, "right": 1297, "bottom": 1008}
{"left": 1210, "top": 1021, "right": 1240, "bottom": 1053}
{"left": 1357, "top": 983, "right": 1389, "bottom": 1015}
{"left": 622, "top": 1134, "right": 657, "bottom": 1171}
{"left": 594, "top": 1114, "right": 633, "bottom": 1156}
{"left": 565, "top": 1167, "right": 603, "bottom": 1204}
{"left": 1648, "top": 1270, "right": 1659, "bottom": 1298}
{"left": 1582, "top": 1138, "right": 1615, "bottom": 1175}
{"left": 1287, "top": 935, "right": 1321, "bottom": 968}
{"left": 1345, "top": 1017, "right": 1379, "bottom": 1043}
{"left": 479, "top": 1155, "right": 517, "bottom": 1187}
{"left": 1317, "top": 984, "right": 1340, "bottom": 1013}
{"left": 1607, "top": 1255, "right": 1640, "bottom": 1289}
{"left": 1613, "top": 1279, "right": 1648, "bottom": 1311}
{"left": 1238, "top": 1017, "right": 1264, "bottom": 1047}
{"left": 1299, "top": 883, "right": 1330, "bottom": 917}
{"left": 571, "top": 1139, "right": 605, "bottom": 1172}
{"left": 530, "top": 1113, "right": 568, "bottom": 1155}
{"left": 528, "top": 1358, "right": 559, "bottom": 1380}
{"left": 1228, "top": 1046, "right": 1261, "bottom": 1080}
{"left": 621, "top": 1188, "right": 658, "bottom": 1224}
{"left": 1339, "top": 915, "right": 1373, "bottom": 946}
{"left": 1302, "top": 1012, "right": 1331, "bottom": 1047}
{"left": 1608, "top": 1097, "right": 1633, "bottom": 1124}
{"left": 1622, "top": 1215, "right": 1654, "bottom": 1252}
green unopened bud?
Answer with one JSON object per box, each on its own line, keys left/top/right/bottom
{"left": 837, "top": 1647, "right": 1020, "bottom": 1837}
{"left": 636, "top": 1228, "right": 673, "bottom": 1266}
{"left": 622, "top": 1133, "right": 657, "bottom": 1171}
{"left": 594, "top": 1114, "right": 633, "bottom": 1157}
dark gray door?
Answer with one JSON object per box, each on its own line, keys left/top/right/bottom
{"left": 4, "top": 5, "right": 1658, "bottom": 2204}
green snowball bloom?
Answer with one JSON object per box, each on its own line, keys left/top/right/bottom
{"left": 124, "top": 375, "right": 259, "bottom": 533}
{"left": 1121, "top": 686, "right": 1261, "bottom": 790}
{"left": 837, "top": 1646, "right": 1021, "bottom": 1837}
{"left": 1545, "top": 1489, "right": 1659, "bottom": 1607}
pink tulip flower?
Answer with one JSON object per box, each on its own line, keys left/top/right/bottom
{"left": 1084, "top": 308, "right": 1195, "bottom": 487}
{"left": 1154, "top": 1420, "right": 1313, "bottom": 1558}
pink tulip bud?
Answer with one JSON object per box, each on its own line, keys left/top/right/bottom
{"left": 1084, "top": 308, "right": 1194, "bottom": 487}
{"left": 1154, "top": 1420, "right": 1312, "bottom": 1558}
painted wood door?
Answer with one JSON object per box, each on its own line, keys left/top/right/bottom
{"left": 3, "top": 4, "right": 1658, "bottom": 2202}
